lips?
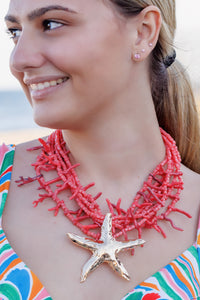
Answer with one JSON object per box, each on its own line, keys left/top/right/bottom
{"left": 24, "top": 76, "right": 70, "bottom": 100}
{"left": 30, "top": 77, "right": 69, "bottom": 91}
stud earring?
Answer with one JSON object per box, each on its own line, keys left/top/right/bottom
{"left": 134, "top": 53, "right": 141, "bottom": 60}
{"left": 149, "top": 43, "right": 153, "bottom": 47}
{"left": 141, "top": 49, "right": 146, "bottom": 53}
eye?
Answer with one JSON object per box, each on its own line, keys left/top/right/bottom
{"left": 42, "top": 20, "right": 63, "bottom": 31}
{"left": 6, "top": 28, "right": 21, "bottom": 40}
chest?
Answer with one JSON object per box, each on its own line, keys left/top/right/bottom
{"left": 1, "top": 149, "right": 200, "bottom": 299}
{"left": 2, "top": 184, "right": 199, "bottom": 300}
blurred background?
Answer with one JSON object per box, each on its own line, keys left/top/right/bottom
{"left": 0, "top": 1, "right": 200, "bottom": 144}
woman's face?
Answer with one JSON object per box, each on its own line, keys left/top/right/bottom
{"left": 6, "top": 0, "right": 137, "bottom": 129}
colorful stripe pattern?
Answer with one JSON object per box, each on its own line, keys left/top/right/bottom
{"left": 122, "top": 228, "right": 200, "bottom": 299}
{"left": 1, "top": 145, "right": 200, "bottom": 300}
{"left": 0, "top": 145, "right": 52, "bottom": 300}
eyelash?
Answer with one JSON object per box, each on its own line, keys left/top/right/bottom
{"left": 6, "top": 28, "right": 21, "bottom": 40}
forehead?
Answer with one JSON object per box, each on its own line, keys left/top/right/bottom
{"left": 7, "top": 0, "right": 105, "bottom": 15}
{"left": 6, "top": 0, "right": 124, "bottom": 31}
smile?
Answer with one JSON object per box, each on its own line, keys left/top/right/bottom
{"left": 30, "top": 77, "right": 69, "bottom": 91}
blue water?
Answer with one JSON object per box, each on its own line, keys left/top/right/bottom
{"left": 0, "top": 90, "right": 38, "bottom": 131}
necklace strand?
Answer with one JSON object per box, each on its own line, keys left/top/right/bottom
{"left": 16, "top": 128, "right": 191, "bottom": 243}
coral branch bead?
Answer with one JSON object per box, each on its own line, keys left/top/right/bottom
{"left": 17, "top": 128, "right": 191, "bottom": 250}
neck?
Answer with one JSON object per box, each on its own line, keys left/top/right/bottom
{"left": 62, "top": 94, "right": 165, "bottom": 186}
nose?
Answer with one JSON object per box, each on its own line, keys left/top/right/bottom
{"left": 10, "top": 31, "right": 46, "bottom": 73}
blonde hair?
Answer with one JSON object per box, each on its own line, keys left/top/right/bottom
{"left": 110, "top": 0, "right": 200, "bottom": 173}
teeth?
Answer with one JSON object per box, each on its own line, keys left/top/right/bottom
{"left": 57, "top": 79, "right": 63, "bottom": 84}
{"left": 31, "top": 84, "right": 38, "bottom": 91}
{"left": 50, "top": 80, "right": 57, "bottom": 86}
{"left": 38, "top": 83, "right": 44, "bottom": 90}
{"left": 44, "top": 82, "right": 50, "bottom": 88}
{"left": 30, "top": 77, "right": 68, "bottom": 91}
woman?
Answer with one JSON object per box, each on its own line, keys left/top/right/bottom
{"left": 1, "top": 0, "right": 200, "bottom": 299}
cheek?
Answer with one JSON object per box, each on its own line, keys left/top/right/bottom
{"left": 10, "top": 66, "right": 32, "bottom": 105}
{"left": 47, "top": 30, "right": 130, "bottom": 87}
{"left": 9, "top": 56, "right": 33, "bottom": 105}
{"left": 47, "top": 17, "right": 129, "bottom": 74}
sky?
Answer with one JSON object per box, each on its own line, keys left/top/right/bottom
{"left": 0, "top": 1, "right": 200, "bottom": 91}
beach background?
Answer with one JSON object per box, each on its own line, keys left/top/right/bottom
{"left": 0, "top": 90, "right": 52, "bottom": 144}
{"left": 0, "top": 0, "right": 200, "bottom": 145}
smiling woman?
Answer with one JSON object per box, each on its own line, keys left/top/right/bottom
{"left": 1, "top": 1, "right": 200, "bottom": 300}
{"left": 7, "top": 0, "right": 138, "bottom": 130}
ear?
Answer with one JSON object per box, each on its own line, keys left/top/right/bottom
{"left": 132, "top": 6, "right": 162, "bottom": 62}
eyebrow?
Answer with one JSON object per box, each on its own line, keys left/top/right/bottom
{"left": 5, "top": 5, "right": 77, "bottom": 23}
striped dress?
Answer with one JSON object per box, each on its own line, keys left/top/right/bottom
{"left": 0, "top": 145, "right": 52, "bottom": 300}
{"left": 0, "top": 145, "right": 200, "bottom": 299}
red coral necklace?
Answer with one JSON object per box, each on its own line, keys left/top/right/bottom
{"left": 16, "top": 128, "right": 191, "bottom": 281}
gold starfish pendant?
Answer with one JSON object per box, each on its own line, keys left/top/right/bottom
{"left": 67, "top": 213, "right": 145, "bottom": 282}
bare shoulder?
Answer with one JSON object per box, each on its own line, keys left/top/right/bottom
{"left": 12, "top": 136, "right": 47, "bottom": 178}
{"left": 14, "top": 136, "right": 46, "bottom": 162}
{"left": 15, "top": 136, "right": 45, "bottom": 152}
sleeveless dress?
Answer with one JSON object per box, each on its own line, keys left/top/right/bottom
{"left": 0, "top": 145, "right": 200, "bottom": 300}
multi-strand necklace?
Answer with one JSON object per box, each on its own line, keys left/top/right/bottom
{"left": 16, "top": 128, "right": 191, "bottom": 281}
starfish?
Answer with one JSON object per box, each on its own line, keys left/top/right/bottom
{"left": 67, "top": 213, "right": 145, "bottom": 282}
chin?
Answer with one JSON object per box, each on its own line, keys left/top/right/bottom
{"left": 33, "top": 111, "right": 75, "bottom": 131}
{"left": 32, "top": 102, "right": 91, "bottom": 130}
{"left": 33, "top": 115, "right": 60, "bottom": 130}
